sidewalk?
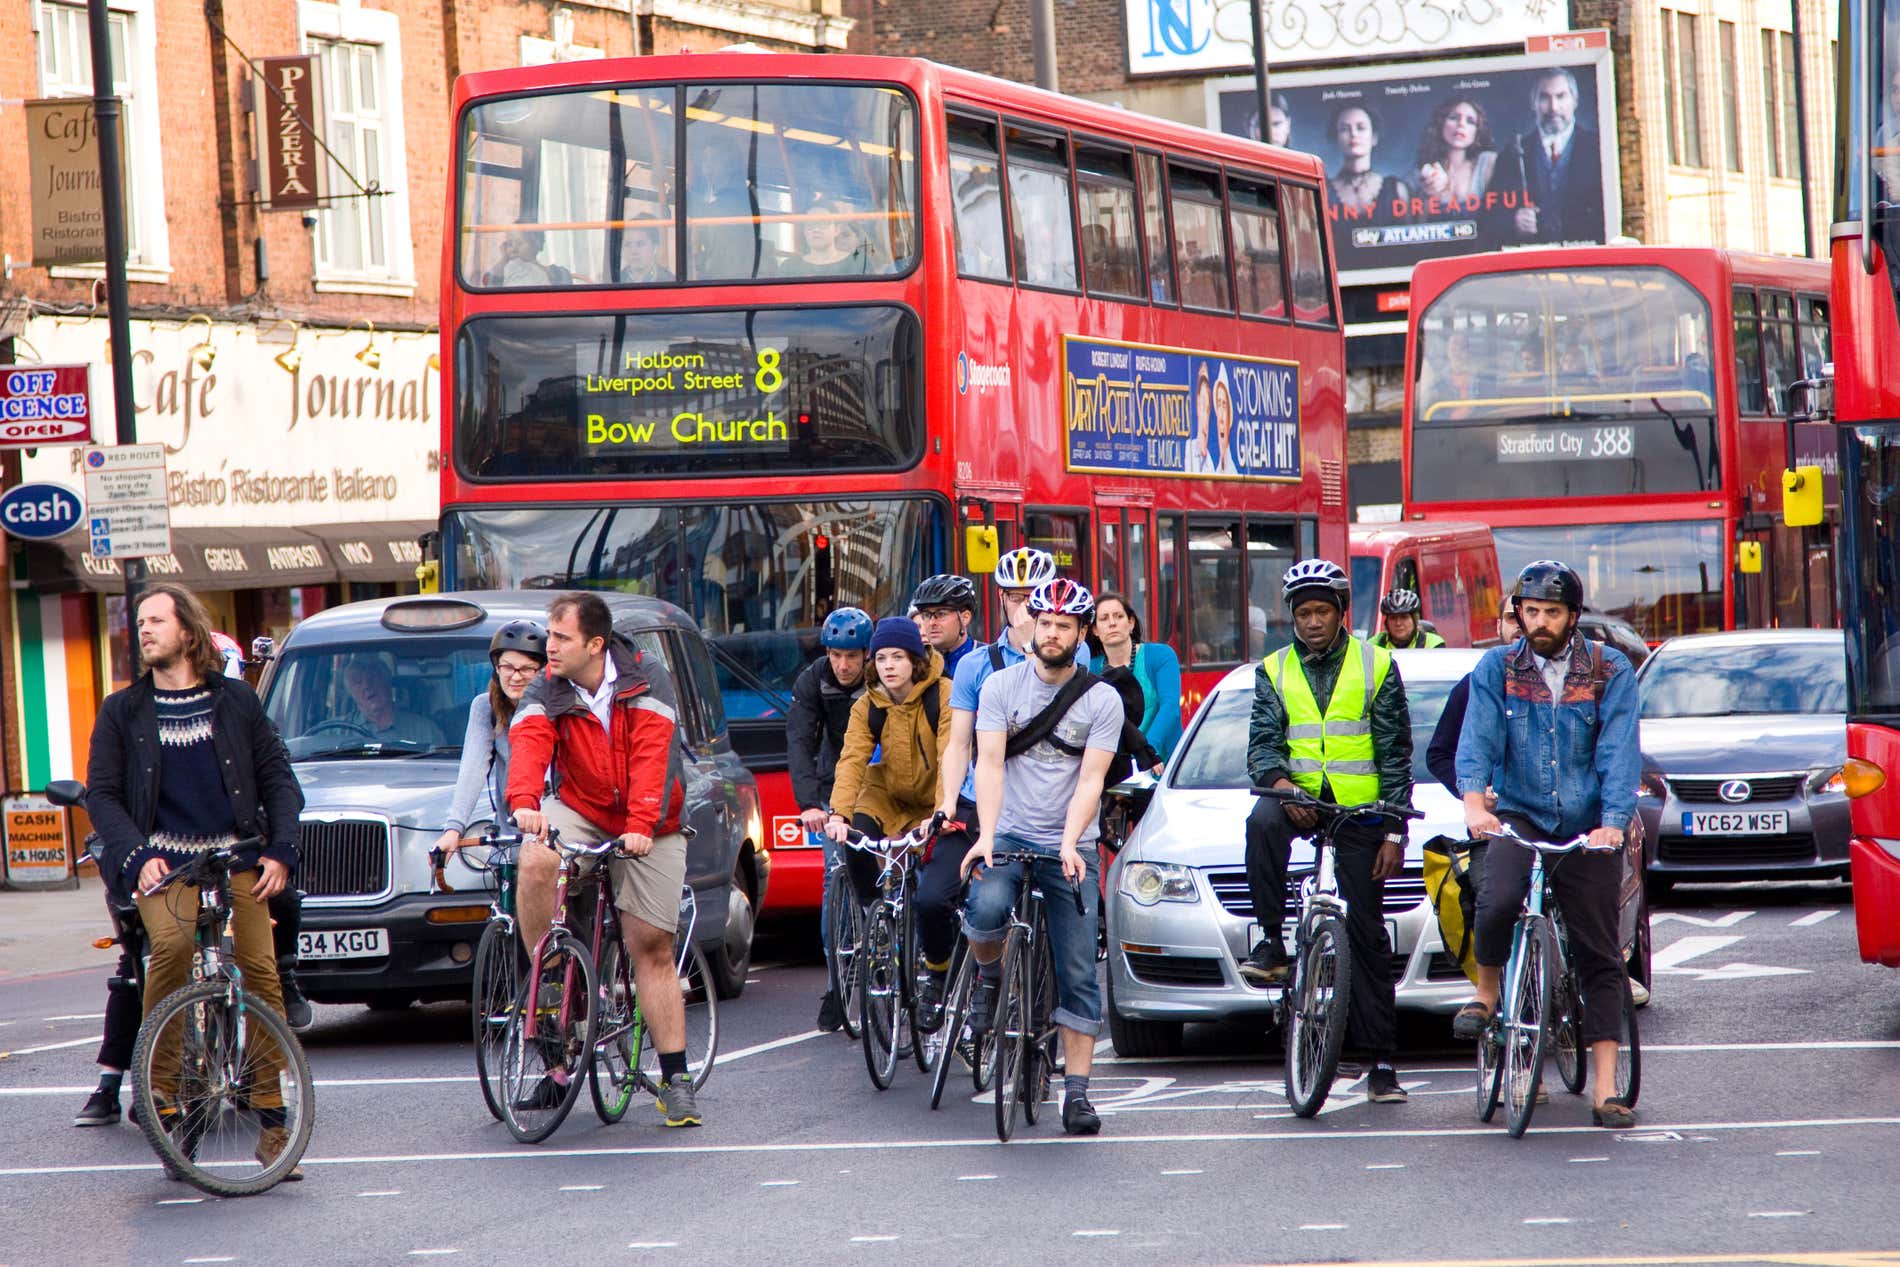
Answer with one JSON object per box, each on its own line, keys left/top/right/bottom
{"left": 0, "top": 870, "right": 118, "bottom": 982}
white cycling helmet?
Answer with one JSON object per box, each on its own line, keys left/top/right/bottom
{"left": 994, "top": 546, "right": 1058, "bottom": 590}
{"left": 1281, "top": 558, "right": 1352, "bottom": 611}
{"left": 1026, "top": 578, "right": 1096, "bottom": 621}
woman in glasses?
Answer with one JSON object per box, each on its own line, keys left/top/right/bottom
{"left": 434, "top": 621, "right": 548, "bottom": 855}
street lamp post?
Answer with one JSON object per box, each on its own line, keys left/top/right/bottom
{"left": 1251, "top": 0, "right": 1272, "bottom": 141}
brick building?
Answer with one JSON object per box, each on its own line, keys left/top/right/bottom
{"left": 0, "top": 0, "right": 861, "bottom": 824}
{"left": 870, "top": 0, "right": 1839, "bottom": 517}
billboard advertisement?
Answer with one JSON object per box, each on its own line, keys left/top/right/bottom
{"left": 1125, "top": 0, "right": 1571, "bottom": 76}
{"left": 1063, "top": 335, "right": 1301, "bottom": 481}
{"left": 1208, "top": 48, "right": 1620, "bottom": 286}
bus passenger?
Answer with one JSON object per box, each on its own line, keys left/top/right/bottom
{"left": 790, "top": 197, "right": 870, "bottom": 276}
{"left": 619, "top": 211, "right": 673, "bottom": 284}
{"left": 499, "top": 230, "right": 554, "bottom": 287}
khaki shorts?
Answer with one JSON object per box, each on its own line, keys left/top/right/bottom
{"left": 539, "top": 796, "right": 688, "bottom": 934}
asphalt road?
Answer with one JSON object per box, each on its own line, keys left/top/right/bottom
{"left": 3, "top": 880, "right": 1897, "bottom": 1267}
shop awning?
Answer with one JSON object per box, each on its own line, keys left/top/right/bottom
{"left": 25, "top": 527, "right": 339, "bottom": 593}
{"left": 300, "top": 520, "right": 434, "bottom": 584}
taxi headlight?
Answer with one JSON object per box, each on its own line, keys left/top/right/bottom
{"left": 1119, "top": 861, "right": 1200, "bottom": 906}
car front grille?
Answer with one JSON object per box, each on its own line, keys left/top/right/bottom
{"left": 1668, "top": 774, "right": 1804, "bottom": 803}
{"left": 1125, "top": 952, "right": 1226, "bottom": 988}
{"left": 1658, "top": 833, "right": 1819, "bottom": 865}
{"left": 1205, "top": 870, "right": 1425, "bottom": 920}
{"left": 298, "top": 818, "right": 392, "bottom": 899}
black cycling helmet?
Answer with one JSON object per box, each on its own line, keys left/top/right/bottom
{"left": 1513, "top": 559, "right": 1585, "bottom": 611}
{"left": 1379, "top": 588, "right": 1422, "bottom": 616}
{"left": 489, "top": 619, "right": 548, "bottom": 667}
{"left": 911, "top": 573, "right": 979, "bottom": 613}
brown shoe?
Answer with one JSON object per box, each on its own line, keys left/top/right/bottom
{"left": 256, "top": 1126, "right": 305, "bottom": 1181}
{"left": 1592, "top": 1097, "right": 1637, "bottom": 1129}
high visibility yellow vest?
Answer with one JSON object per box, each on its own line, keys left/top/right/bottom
{"left": 1373, "top": 628, "right": 1446, "bottom": 649}
{"left": 1265, "top": 636, "right": 1392, "bottom": 806}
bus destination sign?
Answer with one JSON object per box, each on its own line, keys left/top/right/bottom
{"left": 1062, "top": 336, "right": 1300, "bottom": 481}
{"left": 579, "top": 346, "right": 792, "bottom": 454}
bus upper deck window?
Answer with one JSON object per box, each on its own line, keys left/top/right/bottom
{"left": 1282, "top": 185, "right": 1332, "bottom": 324}
{"left": 1169, "top": 164, "right": 1231, "bottom": 313}
{"left": 1006, "top": 125, "right": 1079, "bottom": 292}
{"left": 948, "top": 113, "right": 1009, "bottom": 281}
{"left": 1226, "top": 175, "right": 1287, "bottom": 320}
{"left": 1074, "top": 140, "right": 1142, "bottom": 301}
{"left": 1138, "top": 152, "right": 1176, "bottom": 306}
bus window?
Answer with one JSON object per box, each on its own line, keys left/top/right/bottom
{"left": 1797, "top": 295, "right": 1831, "bottom": 379}
{"left": 1732, "top": 288, "right": 1767, "bottom": 415}
{"left": 1759, "top": 290, "right": 1797, "bottom": 416}
{"left": 1074, "top": 140, "right": 1143, "bottom": 300}
{"left": 683, "top": 83, "right": 917, "bottom": 282}
{"left": 1025, "top": 509, "right": 1087, "bottom": 580}
{"left": 1127, "top": 518, "right": 1151, "bottom": 632}
{"left": 1188, "top": 519, "right": 1244, "bottom": 663}
{"left": 948, "top": 112, "right": 1010, "bottom": 281}
{"left": 1283, "top": 185, "right": 1333, "bottom": 325}
{"left": 1227, "top": 175, "right": 1287, "bottom": 321}
{"left": 1006, "top": 126, "right": 1079, "bottom": 291}
{"left": 1137, "top": 151, "right": 1176, "bottom": 306}
{"left": 1156, "top": 513, "right": 1183, "bottom": 650}
{"left": 1170, "top": 164, "right": 1231, "bottom": 312}
{"left": 1098, "top": 515, "right": 1123, "bottom": 595}
{"left": 459, "top": 86, "right": 677, "bottom": 288}
{"left": 1246, "top": 520, "right": 1296, "bottom": 656}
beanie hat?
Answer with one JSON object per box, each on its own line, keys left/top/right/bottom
{"left": 868, "top": 617, "right": 927, "bottom": 660}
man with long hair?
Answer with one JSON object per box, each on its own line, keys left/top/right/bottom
{"left": 84, "top": 583, "right": 305, "bottom": 1172}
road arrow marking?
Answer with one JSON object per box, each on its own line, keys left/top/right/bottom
{"left": 1651, "top": 934, "right": 1811, "bottom": 980}
{"left": 1650, "top": 911, "right": 1754, "bottom": 927}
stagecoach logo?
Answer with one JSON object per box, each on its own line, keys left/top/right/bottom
{"left": 1718, "top": 780, "right": 1753, "bottom": 804}
{"left": 956, "top": 351, "right": 1010, "bottom": 395}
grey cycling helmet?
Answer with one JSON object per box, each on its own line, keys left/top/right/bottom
{"left": 1380, "top": 588, "right": 1422, "bottom": 616}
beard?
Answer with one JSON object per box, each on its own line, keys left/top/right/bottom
{"left": 1526, "top": 625, "right": 1570, "bottom": 655}
{"left": 1035, "top": 641, "right": 1077, "bottom": 669}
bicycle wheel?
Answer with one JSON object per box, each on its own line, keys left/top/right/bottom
{"left": 590, "top": 936, "right": 640, "bottom": 1124}
{"left": 1475, "top": 1006, "right": 1505, "bottom": 1123}
{"left": 633, "top": 940, "right": 720, "bottom": 1094}
{"left": 132, "top": 979, "right": 314, "bottom": 1197}
{"left": 929, "top": 947, "right": 974, "bottom": 1111}
{"left": 1503, "top": 920, "right": 1554, "bottom": 1139}
{"left": 858, "top": 907, "right": 901, "bottom": 1089}
{"left": 1284, "top": 914, "right": 1354, "bottom": 1118}
{"left": 992, "top": 928, "right": 1030, "bottom": 1143}
{"left": 825, "top": 870, "right": 865, "bottom": 1041}
{"left": 1614, "top": 982, "right": 1642, "bottom": 1107}
{"left": 1022, "top": 926, "right": 1057, "bottom": 1127}
{"left": 1549, "top": 913, "right": 1586, "bottom": 1096}
{"left": 903, "top": 896, "right": 940, "bottom": 1074}
{"left": 470, "top": 919, "right": 521, "bottom": 1122}
{"left": 499, "top": 933, "right": 596, "bottom": 1144}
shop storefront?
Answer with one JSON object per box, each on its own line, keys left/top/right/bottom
{"left": 9, "top": 315, "right": 437, "bottom": 788}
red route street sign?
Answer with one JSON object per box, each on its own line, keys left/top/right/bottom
{"left": 0, "top": 364, "right": 93, "bottom": 448}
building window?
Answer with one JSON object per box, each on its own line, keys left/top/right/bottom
{"left": 1779, "top": 31, "right": 1801, "bottom": 180}
{"left": 35, "top": 0, "right": 168, "bottom": 274}
{"left": 1663, "top": 10, "right": 1705, "bottom": 168}
{"left": 301, "top": 1, "right": 415, "bottom": 292}
{"left": 1761, "top": 28, "right": 1804, "bottom": 179}
{"left": 1718, "top": 21, "right": 1743, "bottom": 171}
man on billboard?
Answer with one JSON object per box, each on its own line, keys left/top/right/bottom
{"left": 1490, "top": 68, "right": 1604, "bottom": 244}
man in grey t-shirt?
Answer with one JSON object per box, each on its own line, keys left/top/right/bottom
{"left": 959, "top": 579, "right": 1122, "bottom": 1136}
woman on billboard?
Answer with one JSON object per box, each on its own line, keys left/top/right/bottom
{"left": 1326, "top": 104, "right": 1410, "bottom": 217}
{"left": 1412, "top": 97, "right": 1498, "bottom": 204}
{"left": 1187, "top": 362, "right": 1218, "bottom": 474}
{"left": 1212, "top": 366, "right": 1241, "bottom": 476}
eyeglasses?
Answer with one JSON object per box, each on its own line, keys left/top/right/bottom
{"left": 916, "top": 608, "right": 959, "bottom": 621}
{"left": 496, "top": 663, "right": 540, "bottom": 679}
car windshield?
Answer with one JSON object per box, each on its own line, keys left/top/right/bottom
{"left": 265, "top": 639, "right": 490, "bottom": 760}
{"left": 1348, "top": 554, "right": 1381, "bottom": 638}
{"left": 1402, "top": 672, "right": 1464, "bottom": 784}
{"left": 1640, "top": 640, "right": 1846, "bottom": 718}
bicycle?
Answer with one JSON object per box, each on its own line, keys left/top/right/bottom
{"left": 842, "top": 824, "right": 937, "bottom": 1089}
{"left": 978, "top": 850, "right": 1086, "bottom": 1143}
{"left": 129, "top": 842, "right": 315, "bottom": 1196}
{"left": 430, "top": 835, "right": 522, "bottom": 1123}
{"left": 818, "top": 829, "right": 866, "bottom": 1041}
{"left": 1472, "top": 824, "right": 1639, "bottom": 1138}
{"left": 1251, "top": 787, "right": 1423, "bottom": 1118}
{"left": 925, "top": 931, "right": 997, "bottom": 1110}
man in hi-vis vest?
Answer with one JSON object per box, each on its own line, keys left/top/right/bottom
{"left": 1240, "top": 559, "right": 1415, "bottom": 1105}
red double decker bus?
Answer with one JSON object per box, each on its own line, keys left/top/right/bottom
{"left": 1827, "top": 0, "right": 1900, "bottom": 965}
{"left": 438, "top": 54, "right": 1348, "bottom": 914}
{"left": 1402, "top": 246, "right": 1833, "bottom": 643}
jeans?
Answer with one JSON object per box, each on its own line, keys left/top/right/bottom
{"left": 962, "top": 832, "right": 1103, "bottom": 1037}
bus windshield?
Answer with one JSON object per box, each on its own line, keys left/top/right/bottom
{"left": 1492, "top": 521, "right": 1725, "bottom": 643}
{"left": 444, "top": 498, "right": 942, "bottom": 712}
{"left": 459, "top": 81, "right": 918, "bottom": 288}
{"left": 1411, "top": 267, "right": 1719, "bottom": 502}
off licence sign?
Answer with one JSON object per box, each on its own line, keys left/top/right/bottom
{"left": 4, "top": 795, "right": 70, "bottom": 884}
{"left": 0, "top": 365, "right": 92, "bottom": 447}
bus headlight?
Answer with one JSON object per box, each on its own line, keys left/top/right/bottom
{"left": 1119, "top": 861, "right": 1199, "bottom": 906}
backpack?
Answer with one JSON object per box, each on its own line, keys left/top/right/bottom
{"left": 1422, "top": 834, "right": 1487, "bottom": 985}
{"left": 866, "top": 682, "right": 943, "bottom": 749}
{"left": 989, "top": 642, "right": 1006, "bottom": 672}
{"left": 1098, "top": 663, "right": 1161, "bottom": 773}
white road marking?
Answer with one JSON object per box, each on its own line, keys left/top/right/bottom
{"left": 1073, "top": 1230, "right": 1121, "bottom": 1237}
{"left": 43, "top": 1013, "right": 106, "bottom": 1022}
{"left": 408, "top": 1250, "right": 460, "bottom": 1256}
{"left": 1568, "top": 1157, "right": 1609, "bottom": 1164}
{"left": 627, "top": 1243, "right": 679, "bottom": 1250}
{"left": 1777, "top": 1150, "right": 1822, "bottom": 1157}
{"left": 1791, "top": 909, "right": 1840, "bottom": 927}
{"left": 1748, "top": 1211, "right": 1810, "bottom": 1219}
{"left": 156, "top": 1198, "right": 204, "bottom": 1205}
{"left": 1366, "top": 1163, "right": 1406, "bottom": 1170}
{"left": 560, "top": 1184, "right": 604, "bottom": 1191}
{"left": 1161, "top": 1169, "right": 1203, "bottom": 1176}
{"left": 956, "top": 1175, "right": 997, "bottom": 1181}
{"left": 850, "top": 1235, "right": 899, "bottom": 1243}
{"left": 1524, "top": 1217, "right": 1573, "bottom": 1225}
{"left": 1650, "top": 935, "right": 1743, "bottom": 969}
{"left": 1299, "top": 1224, "right": 1347, "bottom": 1231}
{"left": 760, "top": 1180, "right": 800, "bottom": 1187}
{"left": 1651, "top": 911, "right": 1754, "bottom": 928}
{"left": 0, "top": 1036, "right": 96, "bottom": 1057}
{"left": 182, "top": 1258, "right": 235, "bottom": 1264}
{"left": 8, "top": 1116, "right": 1900, "bottom": 1179}
{"left": 717, "top": 1030, "right": 825, "bottom": 1063}
{"left": 357, "top": 1190, "right": 403, "bottom": 1198}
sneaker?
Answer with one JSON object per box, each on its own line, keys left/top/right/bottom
{"left": 655, "top": 1075, "right": 702, "bottom": 1127}
{"left": 1366, "top": 1066, "right": 1408, "bottom": 1104}
{"left": 255, "top": 1126, "right": 305, "bottom": 1181}
{"left": 1629, "top": 977, "right": 1651, "bottom": 1008}
{"left": 74, "top": 1088, "right": 121, "bottom": 1127}
{"left": 966, "top": 976, "right": 999, "bottom": 1035}
{"left": 511, "top": 1074, "right": 566, "bottom": 1112}
{"left": 278, "top": 963, "right": 314, "bottom": 1033}
{"left": 816, "top": 990, "right": 844, "bottom": 1034}
{"left": 1236, "top": 940, "right": 1290, "bottom": 986}
{"left": 914, "top": 970, "right": 948, "bottom": 1033}
{"left": 1062, "top": 1092, "right": 1102, "bottom": 1135}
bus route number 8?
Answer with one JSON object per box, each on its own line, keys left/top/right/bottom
{"left": 756, "top": 348, "right": 784, "bottom": 395}
{"left": 1589, "top": 425, "right": 1634, "bottom": 459}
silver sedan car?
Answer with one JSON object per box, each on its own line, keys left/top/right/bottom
{"left": 1104, "top": 649, "right": 1482, "bottom": 1058}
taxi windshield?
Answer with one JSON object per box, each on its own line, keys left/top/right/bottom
{"left": 264, "top": 639, "right": 491, "bottom": 760}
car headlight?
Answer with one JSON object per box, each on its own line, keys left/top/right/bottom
{"left": 1807, "top": 764, "right": 1847, "bottom": 796}
{"left": 1638, "top": 771, "right": 1668, "bottom": 800}
{"left": 1118, "top": 861, "right": 1200, "bottom": 906}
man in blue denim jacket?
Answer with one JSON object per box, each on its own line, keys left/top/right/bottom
{"left": 1452, "top": 560, "right": 1642, "bottom": 1128}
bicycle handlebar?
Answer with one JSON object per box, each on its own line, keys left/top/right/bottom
{"left": 1479, "top": 823, "right": 1621, "bottom": 854}
{"left": 981, "top": 849, "right": 1088, "bottom": 917}
{"left": 139, "top": 838, "right": 266, "bottom": 898}
{"left": 1250, "top": 785, "right": 1425, "bottom": 823}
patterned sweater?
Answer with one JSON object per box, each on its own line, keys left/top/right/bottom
{"left": 124, "top": 685, "right": 242, "bottom": 880}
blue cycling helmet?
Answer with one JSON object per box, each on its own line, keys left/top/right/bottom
{"left": 819, "top": 606, "right": 874, "bottom": 651}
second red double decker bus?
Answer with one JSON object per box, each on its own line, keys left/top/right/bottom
{"left": 439, "top": 54, "right": 1349, "bottom": 915}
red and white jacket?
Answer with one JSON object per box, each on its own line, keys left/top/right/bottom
{"left": 506, "top": 637, "right": 685, "bottom": 838}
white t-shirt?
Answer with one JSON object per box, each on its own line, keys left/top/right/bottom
{"left": 975, "top": 662, "right": 1125, "bottom": 845}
